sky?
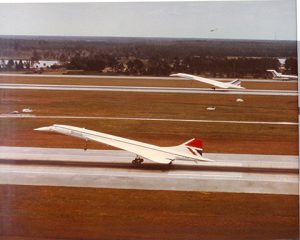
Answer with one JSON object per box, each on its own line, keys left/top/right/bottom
{"left": 0, "top": 0, "right": 297, "bottom": 40}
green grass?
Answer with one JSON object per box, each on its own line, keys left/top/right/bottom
{"left": 0, "top": 118, "right": 297, "bottom": 155}
{"left": 0, "top": 89, "right": 298, "bottom": 122}
{"left": 0, "top": 185, "right": 298, "bottom": 240}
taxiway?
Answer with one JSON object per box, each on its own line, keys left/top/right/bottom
{"left": 0, "top": 83, "right": 297, "bottom": 96}
{"left": 0, "top": 73, "right": 297, "bottom": 83}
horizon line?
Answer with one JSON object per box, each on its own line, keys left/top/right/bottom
{"left": 0, "top": 34, "right": 296, "bottom": 42}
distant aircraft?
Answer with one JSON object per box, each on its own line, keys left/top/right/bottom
{"left": 170, "top": 73, "right": 244, "bottom": 90}
{"left": 266, "top": 70, "right": 298, "bottom": 80}
{"left": 35, "top": 124, "right": 212, "bottom": 165}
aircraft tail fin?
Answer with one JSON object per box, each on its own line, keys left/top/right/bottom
{"left": 267, "top": 70, "right": 280, "bottom": 78}
{"left": 229, "top": 79, "right": 241, "bottom": 86}
{"left": 162, "top": 138, "right": 204, "bottom": 157}
{"left": 182, "top": 138, "right": 203, "bottom": 156}
{"left": 170, "top": 138, "right": 203, "bottom": 156}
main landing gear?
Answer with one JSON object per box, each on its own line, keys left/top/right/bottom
{"left": 132, "top": 156, "right": 144, "bottom": 165}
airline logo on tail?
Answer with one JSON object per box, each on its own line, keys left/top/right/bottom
{"left": 184, "top": 138, "right": 203, "bottom": 156}
{"left": 229, "top": 79, "right": 241, "bottom": 87}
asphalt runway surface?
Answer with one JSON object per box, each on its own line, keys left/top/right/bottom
{"left": 0, "top": 83, "right": 297, "bottom": 96}
{"left": 0, "top": 147, "right": 298, "bottom": 195}
{"left": 0, "top": 73, "right": 297, "bottom": 83}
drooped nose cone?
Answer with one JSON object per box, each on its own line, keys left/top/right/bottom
{"left": 170, "top": 73, "right": 182, "bottom": 77}
{"left": 34, "top": 126, "right": 53, "bottom": 132}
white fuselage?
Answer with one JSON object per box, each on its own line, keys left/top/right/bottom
{"left": 35, "top": 124, "right": 211, "bottom": 164}
{"left": 276, "top": 74, "right": 297, "bottom": 80}
{"left": 267, "top": 70, "right": 298, "bottom": 80}
{"left": 170, "top": 73, "right": 244, "bottom": 89}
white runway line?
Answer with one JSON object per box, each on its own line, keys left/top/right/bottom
{"left": 0, "top": 168, "right": 294, "bottom": 182}
{"left": 0, "top": 114, "right": 297, "bottom": 125}
{"left": 0, "top": 83, "right": 297, "bottom": 96}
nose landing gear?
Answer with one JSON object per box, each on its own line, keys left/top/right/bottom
{"left": 84, "top": 140, "right": 88, "bottom": 151}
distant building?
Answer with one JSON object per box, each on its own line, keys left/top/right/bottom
{"left": 0, "top": 59, "right": 61, "bottom": 70}
{"left": 32, "top": 60, "right": 61, "bottom": 69}
{"left": 0, "top": 59, "right": 30, "bottom": 70}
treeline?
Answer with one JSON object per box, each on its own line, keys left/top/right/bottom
{"left": 0, "top": 36, "right": 297, "bottom": 60}
{"left": 285, "top": 58, "right": 298, "bottom": 74}
{"left": 0, "top": 36, "right": 297, "bottom": 77}
{"left": 66, "top": 54, "right": 297, "bottom": 77}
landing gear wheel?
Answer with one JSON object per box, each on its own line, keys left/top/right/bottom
{"left": 132, "top": 158, "right": 144, "bottom": 165}
{"left": 132, "top": 159, "right": 140, "bottom": 165}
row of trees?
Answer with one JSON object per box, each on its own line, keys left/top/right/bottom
{"left": 1, "top": 55, "right": 296, "bottom": 78}
{"left": 68, "top": 54, "right": 106, "bottom": 71}
{"left": 0, "top": 37, "right": 297, "bottom": 60}
{"left": 0, "top": 37, "right": 297, "bottom": 77}
{"left": 285, "top": 58, "right": 297, "bottom": 74}
{"left": 66, "top": 54, "right": 295, "bottom": 78}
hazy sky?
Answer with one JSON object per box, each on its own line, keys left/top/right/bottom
{"left": 0, "top": 0, "right": 297, "bottom": 40}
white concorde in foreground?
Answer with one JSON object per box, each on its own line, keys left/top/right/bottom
{"left": 170, "top": 73, "right": 244, "bottom": 89}
{"left": 266, "top": 70, "right": 298, "bottom": 80}
{"left": 35, "top": 124, "right": 212, "bottom": 164}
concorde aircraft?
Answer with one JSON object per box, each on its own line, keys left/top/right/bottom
{"left": 170, "top": 73, "right": 244, "bottom": 89}
{"left": 35, "top": 124, "right": 212, "bottom": 164}
{"left": 266, "top": 70, "right": 298, "bottom": 80}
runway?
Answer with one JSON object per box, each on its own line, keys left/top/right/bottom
{"left": 0, "top": 114, "right": 298, "bottom": 125}
{"left": 0, "top": 147, "right": 298, "bottom": 195}
{"left": 0, "top": 83, "right": 297, "bottom": 96}
{"left": 0, "top": 73, "right": 297, "bottom": 83}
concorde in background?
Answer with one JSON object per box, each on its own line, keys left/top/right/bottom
{"left": 170, "top": 73, "right": 244, "bottom": 89}
{"left": 266, "top": 70, "right": 298, "bottom": 80}
{"left": 35, "top": 124, "right": 212, "bottom": 165}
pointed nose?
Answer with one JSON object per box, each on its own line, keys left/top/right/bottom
{"left": 170, "top": 73, "right": 180, "bottom": 77}
{"left": 34, "top": 126, "right": 53, "bottom": 132}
